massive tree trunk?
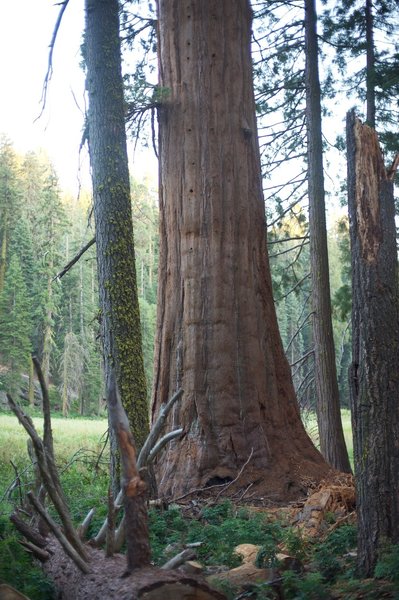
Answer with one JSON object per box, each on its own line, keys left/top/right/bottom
{"left": 85, "top": 0, "right": 149, "bottom": 461}
{"left": 152, "top": 0, "right": 329, "bottom": 499}
{"left": 347, "top": 111, "right": 399, "bottom": 576}
{"left": 305, "top": 0, "right": 351, "bottom": 473}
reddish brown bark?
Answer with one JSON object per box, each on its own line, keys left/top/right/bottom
{"left": 152, "top": 0, "right": 329, "bottom": 499}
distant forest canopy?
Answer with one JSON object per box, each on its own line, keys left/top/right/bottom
{"left": 0, "top": 138, "right": 158, "bottom": 416}
{"left": 0, "top": 136, "right": 351, "bottom": 418}
{"left": 1, "top": 0, "right": 397, "bottom": 422}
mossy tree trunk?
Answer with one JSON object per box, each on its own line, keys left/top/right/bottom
{"left": 152, "top": 0, "right": 329, "bottom": 499}
{"left": 347, "top": 111, "right": 399, "bottom": 576}
{"left": 85, "top": 0, "right": 149, "bottom": 481}
{"left": 305, "top": 0, "right": 351, "bottom": 473}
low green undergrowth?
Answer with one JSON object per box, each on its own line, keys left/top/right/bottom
{"left": 0, "top": 411, "right": 109, "bottom": 598}
{"left": 0, "top": 411, "right": 397, "bottom": 599}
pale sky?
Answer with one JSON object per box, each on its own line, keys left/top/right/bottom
{"left": 0, "top": 1, "right": 157, "bottom": 195}
{"left": 0, "top": 1, "right": 89, "bottom": 192}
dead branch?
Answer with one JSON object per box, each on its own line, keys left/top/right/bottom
{"left": 105, "top": 487, "right": 115, "bottom": 558}
{"left": 161, "top": 548, "right": 196, "bottom": 570}
{"left": 215, "top": 448, "right": 254, "bottom": 501}
{"left": 267, "top": 235, "right": 309, "bottom": 245}
{"left": 269, "top": 240, "right": 309, "bottom": 259}
{"left": 19, "top": 540, "right": 50, "bottom": 562}
{"left": 277, "top": 272, "right": 311, "bottom": 302}
{"left": 107, "top": 370, "right": 151, "bottom": 572}
{"left": 9, "top": 461, "right": 23, "bottom": 508}
{"left": 27, "top": 492, "right": 91, "bottom": 574}
{"left": 92, "top": 388, "right": 184, "bottom": 547}
{"left": 37, "top": 0, "right": 70, "bottom": 119}
{"left": 285, "top": 311, "right": 314, "bottom": 355}
{"left": 147, "top": 428, "right": 184, "bottom": 464}
{"left": 77, "top": 508, "right": 95, "bottom": 541}
{"left": 289, "top": 348, "right": 314, "bottom": 368}
{"left": 54, "top": 236, "right": 96, "bottom": 281}
{"left": 10, "top": 513, "right": 47, "bottom": 548}
{"left": 7, "top": 394, "right": 89, "bottom": 561}
{"left": 173, "top": 449, "right": 255, "bottom": 503}
{"left": 138, "top": 388, "right": 183, "bottom": 468}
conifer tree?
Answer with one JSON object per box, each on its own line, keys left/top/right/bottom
{"left": 323, "top": 0, "right": 399, "bottom": 154}
{"left": 0, "top": 137, "right": 20, "bottom": 295}
{"left": 0, "top": 254, "right": 32, "bottom": 394}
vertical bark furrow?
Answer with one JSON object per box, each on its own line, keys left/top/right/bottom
{"left": 347, "top": 111, "right": 399, "bottom": 576}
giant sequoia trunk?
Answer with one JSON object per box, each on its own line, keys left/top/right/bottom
{"left": 152, "top": 0, "right": 329, "bottom": 499}
{"left": 347, "top": 111, "right": 399, "bottom": 576}
{"left": 85, "top": 0, "right": 148, "bottom": 458}
{"left": 305, "top": 0, "right": 351, "bottom": 473}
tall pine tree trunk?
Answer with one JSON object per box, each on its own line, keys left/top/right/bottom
{"left": 41, "top": 272, "right": 53, "bottom": 389}
{"left": 365, "top": 0, "right": 376, "bottom": 127}
{"left": 152, "top": 0, "right": 328, "bottom": 499}
{"left": 0, "top": 225, "right": 7, "bottom": 295}
{"left": 85, "top": 0, "right": 149, "bottom": 484}
{"left": 305, "top": 0, "right": 351, "bottom": 473}
{"left": 347, "top": 111, "right": 399, "bottom": 576}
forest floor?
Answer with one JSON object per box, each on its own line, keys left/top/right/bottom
{"left": 1, "top": 411, "right": 398, "bottom": 599}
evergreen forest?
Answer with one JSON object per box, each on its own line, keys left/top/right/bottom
{"left": 0, "top": 0, "right": 398, "bottom": 599}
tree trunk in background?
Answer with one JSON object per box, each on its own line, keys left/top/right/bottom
{"left": 305, "top": 0, "right": 351, "bottom": 473}
{"left": 152, "top": 0, "right": 329, "bottom": 499}
{"left": 365, "top": 0, "right": 376, "bottom": 127}
{"left": 85, "top": 0, "right": 149, "bottom": 483}
{"left": 28, "top": 355, "right": 35, "bottom": 407}
{"left": 0, "top": 225, "right": 7, "bottom": 295}
{"left": 347, "top": 111, "right": 399, "bottom": 576}
{"left": 41, "top": 270, "right": 53, "bottom": 389}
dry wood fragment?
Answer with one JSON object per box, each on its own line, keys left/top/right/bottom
{"left": 19, "top": 539, "right": 50, "bottom": 562}
{"left": 105, "top": 487, "right": 115, "bottom": 557}
{"left": 10, "top": 512, "right": 47, "bottom": 548}
{"left": 107, "top": 370, "right": 151, "bottom": 572}
{"left": 161, "top": 548, "right": 196, "bottom": 570}
{"left": 77, "top": 508, "right": 95, "bottom": 540}
{"left": 92, "top": 388, "right": 183, "bottom": 548}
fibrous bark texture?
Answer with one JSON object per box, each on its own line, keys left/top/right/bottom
{"left": 305, "top": 0, "right": 351, "bottom": 473}
{"left": 347, "top": 111, "right": 399, "bottom": 576}
{"left": 85, "top": 0, "right": 148, "bottom": 457}
{"left": 152, "top": 0, "right": 329, "bottom": 499}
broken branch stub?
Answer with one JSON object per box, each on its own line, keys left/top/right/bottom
{"left": 107, "top": 370, "right": 151, "bottom": 571}
{"left": 91, "top": 388, "right": 184, "bottom": 547}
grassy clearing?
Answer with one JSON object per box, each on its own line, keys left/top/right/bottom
{"left": 304, "top": 409, "right": 353, "bottom": 466}
{"left": 0, "top": 411, "right": 110, "bottom": 526}
{"left": 0, "top": 412, "right": 108, "bottom": 467}
{"left": 0, "top": 411, "right": 110, "bottom": 599}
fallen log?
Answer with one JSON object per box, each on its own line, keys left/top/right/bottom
{"left": 42, "top": 537, "right": 226, "bottom": 600}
